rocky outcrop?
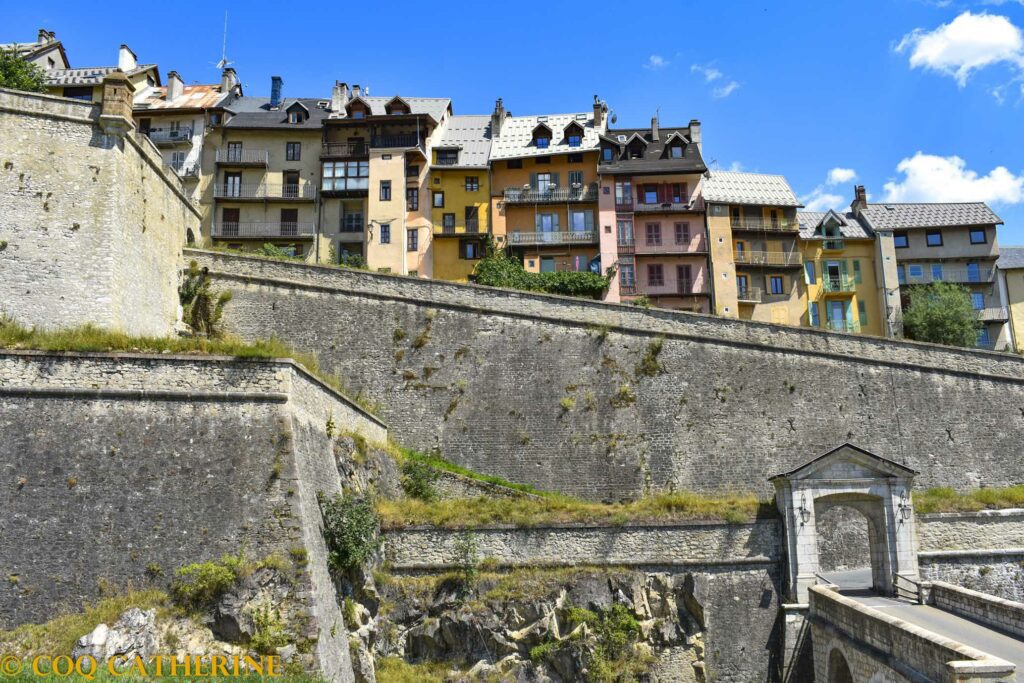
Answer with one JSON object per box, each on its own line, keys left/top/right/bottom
{"left": 73, "top": 608, "right": 159, "bottom": 663}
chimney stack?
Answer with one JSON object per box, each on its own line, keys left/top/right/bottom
{"left": 166, "top": 71, "right": 183, "bottom": 102}
{"left": 490, "top": 98, "right": 505, "bottom": 137}
{"left": 851, "top": 185, "right": 868, "bottom": 213}
{"left": 38, "top": 28, "right": 53, "bottom": 44}
{"left": 270, "top": 76, "right": 283, "bottom": 109}
{"left": 352, "top": 84, "right": 361, "bottom": 99}
{"left": 650, "top": 115, "right": 660, "bottom": 141}
{"left": 332, "top": 81, "right": 350, "bottom": 114}
{"left": 592, "top": 95, "right": 605, "bottom": 129}
{"left": 220, "top": 67, "right": 238, "bottom": 94}
{"left": 688, "top": 119, "right": 702, "bottom": 155}
{"left": 118, "top": 44, "right": 137, "bottom": 72}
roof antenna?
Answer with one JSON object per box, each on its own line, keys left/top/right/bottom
{"left": 215, "top": 12, "right": 233, "bottom": 70}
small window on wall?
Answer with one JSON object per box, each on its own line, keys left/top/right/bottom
{"left": 858, "top": 301, "right": 867, "bottom": 327}
{"left": 380, "top": 223, "right": 391, "bottom": 244}
{"left": 286, "top": 142, "right": 301, "bottom": 161}
{"left": 465, "top": 176, "right": 480, "bottom": 192}
{"left": 674, "top": 222, "right": 690, "bottom": 244}
{"left": 972, "top": 292, "right": 985, "bottom": 310}
{"left": 809, "top": 302, "right": 820, "bottom": 327}
{"left": 568, "top": 153, "right": 583, "bottom": 163}
{"left": 507, "top": 159, "right": 523, "bottom": 169}
{"left": 648, "top": 264, "right": 664, "bottom": 287}
{"left": 894, "top": 232, "right": 909, "bottom": 248}
{"left": 460, "top": 240, "right": 483, "bottom": 260}
{"left": 926, "top": 229, "right": 943, "bottom": 247}
{"left": 769, "top": 275, "right": 785, "bottom": 295}
{"left": 380, "top": 180, "right": 392, "bottom": 201}
{"left": 407, "top": 229, "right": 419, "bottom": 252}
{"left": 406, "top": 187, "right": 419, "bottom": 211}
{"left": 970, "top": 228, "right": 987, "bottom": 244}
{"left": 805, "top": 261, "right": 816, "bottom": 285}
{"left": 433, "top": 191, "right": 445, "bottom": 208}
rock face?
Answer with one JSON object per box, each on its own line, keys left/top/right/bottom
{"left": 210, "top": 567, "right": 294, "bottom": 644}
{"left": 73, "top": 608, "right": 159, "bottom": 663}
{"left": 356, "top": 569, "right": 706, "bottom": 683}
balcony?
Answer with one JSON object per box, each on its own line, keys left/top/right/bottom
{"left": 821, "top": 275, "right": 856, "bottom": 294}
{"left": 214, "top": 183, "right": 316, "bottom": 200}
{"left": 147, "top": 128, "right": 193, "bottom": 145}
{"left": 734, "top": 250, "right": 802, "bottom": 267}
{"left": 617, "top": 238, "right": 635, "bottom": 254}
{"left": 729, "top": 217, "right": 799, "bottom": 232}
{"left": 507, "top": 230, "right": 597, "bottom": 246}
{"left": 677, "top": 279, "right": 708, "bottom": 296}
{"left": 824, "top": 319, "right": 861, "bottom": 334}
{"left": 976, "top": 307, "right": 1009, "bottom": 322}
{"left": 502, "top": 184, "right": 599, "bottom": 205}
{"left": 170, "top": 162, "right": 199, "bottom": 178}
{"left": 215, "top": 149, "right": 268, "bottom": 166}
{"left": 633, "top": 201, "right": 692, "bottom": 213}
{"left": 371, "top": 134, "right": 422, "bottom": 149}
{"left": 321, "top": 142, "right": 368, "bottom": 157}
{"left": 737, "top": 287, "right": 762, "bottom": 303}
{"left": 901, "top": 266, "right": 995, "bottom": 285}
{"left": 822, "top": 238, "right": 845, "bottom": 251}
{"left": 212, "top": 222, "right": 316, "bottom": 239}
{"left": 435, "top": 222, "right": 483, "bottom": 237}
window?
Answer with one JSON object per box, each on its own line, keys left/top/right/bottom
{"left": 616, "top": 219, "right": 634, "bottom": 245}
{"left": 568, "top": 171, "right": 584, "bottom": 189}
{"left": 534, "top": 156, "right": 551, "bottom": 165}
{"left": 443, "top": 213, "right": 455, "bottom": 231}
{"left": 897, "top": 265, "right": 906, "bottom": 284}
{"left": 809, "top": 302, "right": 820, "bottom": 327}
{"left": 288, "top": 110, "right": 303, "bottom": 124}
{"left": 406, "top": 164, "right": 419, "bottom": 178}
{"left": 407, "top": 229, "right": 418, "bottom": 252}
{"left": 283, "top": 170, "right": 300, "bottom": 197}
{"left": 977, "top": 327, "right": 991, "bottom": 348}
{"left": 671, "top": 183, "right": 687, "bottom": 203}
{"left": 536, "top": 136, "right": 550, "bottom": 148}
{"left": 433, "top": 191, "right": 445, "bottom": 208}
{"left": 602, "top": 148, "right": 614, "bottom": 161}
{"left": 286, "top": 142, "right": 301, "bottom": 161}
{"left": 894, "top": 231, "right": 909, "bottom": 248}
{"left": 569, "top": 210, "right": 593, "bottom": 233}
{"left": 647, "top": 264, "right": 664, "bottom": 287}
{"left": 209, "top": 112, "right": 222, "bottom": 125}
{"left": 507, "top": 159, "right": 523, "bottom": 169}
{"left": 972, "top": 292, "right": 985, "bottom": 310}
{"left": 353, "top": 110, "right": 365, "bottom": 119}
{"left": 858, "top": 301, "right": 867, "bottom": 327}
{"left": 379, "top": 223, "right": 391, "bottom": 244}
{"left": 465, "top": 206, "right": 480, "bottom": 231}
{"left": 171, "top": 151, "right": 187, "bottom": 171}
{"left": 931, "top": 264, "right": 943, "bottom": 281}
{"left": 568, "top": 153, "right": 583, "bottom": 163}
{"left": 645, "top": 223, "right": 662, "bottom": 246}
{"left": 567, "top": 133, "right": 582, "bottom": 147}
{"left": 926, "top": 229, "right": 943, "bottom": 247}
{"left": 406, "top": 187, "right": 419, "bottom": 211}
{"left": 63, "top": 86, "right": 93, "bottom": 101}
{"left": 465, "top": 176, "right": 480, "bottom": 192}
{"left": 674, "top": 222, "right": 690, "bottom": 245}
{"left": 669, "top": 146, "right": 683, "bottom": 158}
{"left": 280, "top": 208, "right": 299, "bottom": 235}
{"left": 614, "top": 181, "right": 633, "bottom": 206}
{"left": 908, "top": 264, "right": 923, "bottom": 278}
{"left": 341, "top": 210, "right": 363, "bottom": 232}
{"left": 737, "top": 274, "right": 750, "bottom": 298}
{"left": 379, "top": 180, "right": 391, "bottom": 201}
{"left": 805, "top": 261, "right": 816, "bottom": 285}
{"left": 769, "top": 276, "right": 785, "bottom": 295}
{"left": 967, "top": 262, "right": 981, "bottom": 282}
{"left": 437, "top": 149, "right": 458, "bottom": 165}
{"left": 535, "top": 173, "right": 552, "bottom": 193}
{"left": 642, "top": 185, "right": 658, "bottom": 204}
{"left": 970, "top": 228, "right": 987, "bottom": 244}
{"left": 619, "top": 264, "right": 635, "bottom": 288}
{"left": 460, "top": 240, "right": 483, "bottom": 260}
{"left": 853, "top": 260, "right": 862, "bottom": 284}
{"left": 321, "top": 161, "right": 369, "bottom": 191}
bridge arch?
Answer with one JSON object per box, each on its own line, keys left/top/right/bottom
{"left": 827, "top": 647, "right": 853, "bottom": 683}
{"left": 771, "top": 443, "right": 920, "bottom": 602}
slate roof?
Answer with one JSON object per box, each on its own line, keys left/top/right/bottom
{"left": 798, "top": 210, "right": 872, "bottom": 239}
{"left": 135, "top": 83, "right": 229, "bottom": 111}
{"left": 223, "top": 97, "right": 332, "bottom": 130}
{"left": 699, "top": 171, "right": 801, "bottom": 207}
{"left": 598, "top": 126, "right": 706, "bottom": 174}
{"left": 434, "top": 115, "right": 492, "bottom": 168}
{"left": 345, "top": 96, "right": 451, "bottom": 122}
{"left": 45, "top": 64, "right": 158, "bottom": 86}
{"left": 490, "top": 112, "right": 603, "bottom": 160}
{"left": 997, "top": 247, "right": 1024, "bottom": 270}
{"left": 856, "top": 203, "right": 1002, "bottom": 231}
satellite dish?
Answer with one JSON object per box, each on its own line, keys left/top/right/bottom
{"left": 611, "top": 113, "right": 618, "bottom": 124}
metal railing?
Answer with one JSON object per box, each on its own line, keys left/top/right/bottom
{"left": 976, "top": 307, "right": 1009, "bottom": 321}
{"left": 215, "top": 149, "right": 269, "bottom": 165}
{"left": 730, "top": 217, "right": 799, "bottom": 232}
{"left": 434, "top": 155, "right": 460, "bottom": 166}
{"left": 734, "top": 250, "right": 802, "bottom": 266}
{"left": 507, "top": 230, "right": 597, "bottom": 246}
{"left": 633, "top": 201, "right": 691, "bottom": 213}
{"left": 465, "top": 219, "right": 480, "bottom": 233}
{"left": 321, "top": 142, "right": 368, "bottom": 157}
{"left": 214, "top": 183, "right": 316, "bottom": 199}
{"left": 822, "top": 276, "right": 856, "bottom": 293}
{"left": 825, "top": 319, "right": 860, "bottom": 334}
{"left": 902, "top": 267, "right": 995, "bottom": 285}
{"left": 372, "top": 134, "right": 421, "bottom": 148}
{"left": 620, "top": 284, "right": 637, "bottom": 296}
{"left": 737, "top": 287, "right": 762, "bottom": 303}
{"left": 502, "top": 184, "right": 599, "bottom": 204}
{"left": 677, "top": 279, "right": 707, "bottom": 295}
{"left": 212, "top": 222, "right": 316, "bottom": 238}
{"left": 893, "top": 574, "right": 922, "bottom": 602}
{"left": 147, "top": 128, "right": 193, "bottom": 144}
{"left": 822, "top": 238, "right": 845, "bottom": 251}
{"left": 170, "top": 162, "right": 198, "bottom": 178}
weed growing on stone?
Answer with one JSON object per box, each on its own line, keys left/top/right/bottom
{"left": 319, "top": 494, "right": 380, "bottom": 573}
{"left": 610, "top": 384, "right": 637, "bottom": 408}
{"left": 635, "top": 336, "right": 665, "bottom": 377}
{"left": 400, "top": 460, "right": 441, "bottom": 502}
{"left": 914, "top": 485, "right": 1024, "bottom": 513}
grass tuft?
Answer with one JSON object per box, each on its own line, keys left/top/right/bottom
{"left": 914, "top": 486, "right": 1024, "bottom": 514}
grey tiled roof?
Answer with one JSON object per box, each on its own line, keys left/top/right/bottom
{"left": 856, "top": 202, "right": 1002, "bottom": 230}
{"left": 598, "top": 126, "right": 706, "bottom": 174}
{"left": 45, "top": 64, "right": 157, "bottom": 86}
{"left": 997, "top": 247, "right": 1024, "bottom": 270}
{"left": 224, "top": 97, "right": 331, "bottom": 130}
{"left": 798, "top": 210, "right": 872, "bottom": 239}
{"left": 699, "top": 171, "right": 801, "bottom": 207}
{"left": 435, "top": 115, "right": 492, "bottom": 168}
{"left": 349, "top": 95, "right": 451, "bottom": 122}
{"left": 490, "top": 112, "right": 603, "bottom": 160}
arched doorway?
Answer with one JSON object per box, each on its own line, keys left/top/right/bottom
{"left": 813, "top": 493, "right": 888, "bottom": 593}
{"left": 827, "top": 648, "right": 853, "bottom": 683}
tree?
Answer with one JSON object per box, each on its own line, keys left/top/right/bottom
{"left": 902, "top": 282, "right": 980, "bottom": 347}
{"left": 0, "top": 49, "right": 47, "bottom": 93}
{"left": 178, "top": 260, "right": 232, "bottom": 337}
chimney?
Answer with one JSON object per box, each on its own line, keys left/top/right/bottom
{"left": 118, "top": 44, "right": 137, "bottom": 72}
{"left": 592, "top": 95, "right": 604, "bottom": 129}
{"left": 650, "top": 115, "right": 660, "bottom": 141}
{"left": 352, "top": 84, "right": 361, "bottom": 99}
{"left": 220, "top": 67, "right": 238, "bottom": 94}
{"left": 38, "top": 28, "right": 53, "bottom": 44}
{"left": 270, "top": 76, "right": 283, "bottom": 109}
{"left": 689, "top": 119, "right": 702, "bottom": 155}
{"left": 332, "top": 81, "right": 350, "bottom": 114}
{"left": 166, "top": 71, "right": 183, "bottom": 102}
{"left": 851, "top": 185, "right": 868, "bottom": 213}
{"left": 490, "top": 98, "right": 505, "bottom": 137}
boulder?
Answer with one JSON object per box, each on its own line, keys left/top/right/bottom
{"left": 72, "top": 608, "right": 158, "bottom": 664}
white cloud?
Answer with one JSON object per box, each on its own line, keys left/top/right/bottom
{"left": 644, "top": 55, "right": 669, "bottom": 70}
{"left": 690, "top": 64, "right": 722, "bottom": 82}
{"left": 883, "top": 152, "right": 1024, "bottom": 203}
{"left": 896, "top": 11, "right": 1024, "bottom": 86}
{"left": 827, "top": 168, "right": 858, "bottom": 185}
{"left": 713, "top": 81, "right": 740, "bottom": 98}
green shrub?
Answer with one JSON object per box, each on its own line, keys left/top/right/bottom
{"left": 319, "top": 493, "right": 380, "bottom": 572}
{"left": 401, "top": 460, "right": 441, "bottom": 502}
{"left": 249, "top": 605, "right": 288, "bottom": 654}
{"left": 178, "top": 260, "right": 232, "bottom": 337}
{"left": 339, "top": 253, "right": 369, "bottom": 270}
{"left": 473, "top": 246, "right": 610, "bottom": 299}
{"left": 635, "top": 337, "right": 665, "bottom": 377}
{"left": 0, "top": 48, "right": 47, "bottom": 92}
{"left": 171, "top": 560, "right": 236, "bottom": 608}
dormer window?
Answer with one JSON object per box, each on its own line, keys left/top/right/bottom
{"left": 286, "top": 102, "right": 309, "bottom": 124}
{"left": 536, "top": 136, "right": 550, "bottom": 149}
{"left": 628, "top": 142, "right": 644, "bottom": 159}
{"left": 670, "top": 146, "right": 683, "bottom": 158}
{"left": 288, "top": 111, "right": 303, "bottom": 123}
{"left": 568, "top": 134, "right": 581, "bottom": 147}
{"left": 602, "top": 147, "right": 614, "bottom": 161}
{"left": 564, "top": 121, "right": 585, "bottom": 148}
{"left": 353, "top": 111, "right": 364, "bottom": 119}
{"left": 532, "top": 122, "right": 553, "bottom": 149}
{"left": 385, "top": 96, "right": 411, "bottom": 115}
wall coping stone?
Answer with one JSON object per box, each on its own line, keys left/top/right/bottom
{"left": 918, "top": 509, "right": 1024, "bottom": 520}
{"left": 0, "top": 349, "right": 387, "bottom": 429}
{"left": 390, "top": 557, "right": 778, "bottom": 573}
{"left": 0, "top": 387, "right": 290, "bottom": 403}
{"left": 919, "top": 548, "right": 1024, "bottom": 560}
{"left": 384, "top": 518, "right": 779, "bottom": 532}
{"left": 187, "top": 248, "right": 1024, "bottom": 385}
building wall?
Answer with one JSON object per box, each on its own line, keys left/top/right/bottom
{"left": 191, "top": 248, "right": 1024, "bottom": 501}
{"left": 0, "top": 88, "right": 197, "bottom": 336}
{"left": 430, "top": 166, "right": 489, "bottom": 282}
{"left": 366, "top": 150, "right": 407, "bottom": 274}
{"left": 707, "top": 206, "right": 740, "bottom": 317}
{"left": 800, "top": 238, "right": 885, "bottom": 336}
{"left": 404, "top": 154, "right": 432, "bottom": 277}
{"left": 1004, "top": 267, "right": 1024, "bottom": 353}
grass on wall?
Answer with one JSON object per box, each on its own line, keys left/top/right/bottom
{"left": 914, "top": 486, "right": 1024, "bottom": 513}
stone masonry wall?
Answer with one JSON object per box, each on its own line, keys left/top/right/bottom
{"left": 0, "top": 88, "right": 199, "bottom": 336}
{"left": 929, "top": 581, "right": 1024, "bottom": 640}
{"left": 191, "top": 249, "right": 1024, "bottom": 499}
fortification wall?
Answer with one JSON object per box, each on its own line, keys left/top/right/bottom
{"left": 0, "top": 350, "right": 386, "bottom": 681}
{"left": 0, "top": 88, "right": 198, "bottom": 336}
{"left": 189, "top": 249, "right": 1024, "bottom": 499}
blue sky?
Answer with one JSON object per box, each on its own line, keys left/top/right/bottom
{"left": 7, "top": 0, "right": 1024, "bottom": 241}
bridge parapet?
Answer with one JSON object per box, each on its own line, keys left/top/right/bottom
{"left": 809, "top": 586, "right": 1015, "bottom": 682}
{"left": 930, "top": 581, "right": 1024, "bottom": 642}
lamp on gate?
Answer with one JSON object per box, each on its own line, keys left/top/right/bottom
{"left": 798, "top": 493, "right": 812, "bottom": 525}
{"left": 898, "top": 490, "right": 912, "bottom": 521}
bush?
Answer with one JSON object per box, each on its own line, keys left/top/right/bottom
{"left": 171, "top": 559, "right": 237, "bottom": 608}
{"left": 249, "top": 605, "right": 288, "bottom": 654}
{"left": 178, "top": 260, "right": 232, "bottom": 337}
{"left": 0, "top": 49, "right": 47, "bottom": 92}
{"left": 339, "top": 253, "right": 369, "bottom": 270}
{"left": 319, "top": 493, "right": 380, "bottom": 572}
{"left": 400, "top": 460, "right": 440, "bottom": 502}
{"left": 903, "top": 282, "right": 980, "bottom": 347}
{"left": 473, "top": 246, "right": 610, "bottom": 299}
{"left": 259, "top": 243, "right": 302, "bottom": 260}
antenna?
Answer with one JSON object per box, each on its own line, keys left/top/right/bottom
{"left": 215, "top": 12, "right": 233, "bottom": 70}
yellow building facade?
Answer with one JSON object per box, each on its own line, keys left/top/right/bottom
{"left": 998, "top": 248, "right": 1024, "bottom": 353}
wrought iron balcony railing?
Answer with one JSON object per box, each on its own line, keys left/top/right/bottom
{"left": 822, "top": 238, "right": 845, "bottom": 251}
{"left": 822, "top": 276, "right": 856, "bottom": 293}
{"left": 371, "top": 134, "right": 421, "bottom": 149}
{"left": 677, "top": 279, "right": 707, "bottom": 295}
{"left": 321, "top": 142, "right": 368, "bottom": 157}
{"left": 214, "top": 183, "right": 316, "bottom": 199}
{"left": 147, "top": 128, "right": 193, "bottom": 145}
{"left": 730, "top": 217, "right": 799, "bottom": 232}
{"left": 507, "top": 230, "right": 597, "bottom": 246}
{"left": 824, "top": 319, "right": 861, "bottom": 334}
{"left": 212, "top": 222, "right": 316, "bottom": 238}
{"left": 901, "top": 267, "right": 995, "bottom": 285}
{"left": 734, "top": 250, "right": 802, "bottom": 267}
{"left": 215, "top": 149, "right": 269, "bottom": 165}
{"left": 503, "top": 184, "right": 599, "bottom": 204}
{"left": 737, "top": 287, "right": 762, "bottom": 303}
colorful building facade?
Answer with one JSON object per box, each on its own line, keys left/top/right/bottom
{"left": 997, "top": 247, "right": 1024, "bottom": 353}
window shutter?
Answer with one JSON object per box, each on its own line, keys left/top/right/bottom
{"left": 553, "top": 213, "right": 560, "bottom": 230}
{"left": 682, "top": 182, "right": 689, "bottom": 202}
{"left": 551, "top": 172, "right": 561, "bottom": 188}
{"left": 853, "top": 260, "right": 862, "bottom": 284}
{"left": 529, "top": 173, "right": 537, "bottom": 190}
{"left": 858, "top": 301, "right": 867, "bottom": 326}
{"left": 535, "top": 214, "right": 542, "bottom": 231}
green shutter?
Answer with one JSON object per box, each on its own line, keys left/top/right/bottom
{"left": 551, "top": 172, "right": 561, "bottom": 189}
{"left": 858, "top": 301, "right": 867, "bottom": 326}
{"left": 853, "top": 260, "right": 862, "bottom": 284}
{"left": 529, "top": 172, "right": 537, "bottom": 190}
